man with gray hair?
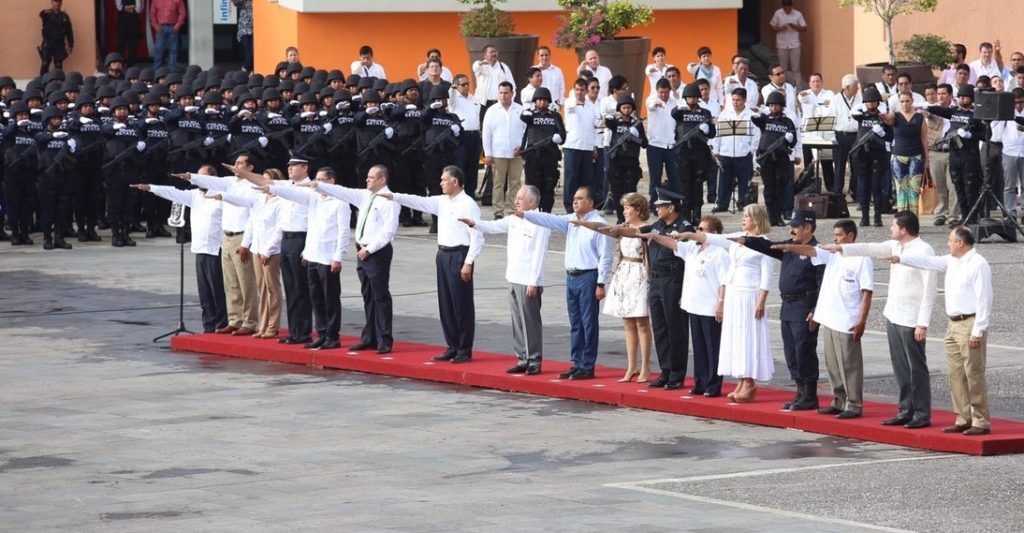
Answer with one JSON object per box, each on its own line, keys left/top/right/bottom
{"left": 829, "top": 74, "right": 862, "bottom": 195}
{"left": 723, "top": 57, "right": 759, "bottom": 110}
{"left": 460, "top": 185, "right": 552, "bottom": 375}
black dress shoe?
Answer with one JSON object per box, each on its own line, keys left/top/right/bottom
{"left": 53, "top": 238, "right": 72, "bottom": 250}
{"left": 43, "top": 239, "right": 54, "bottom": 250}
{"left": 507, "top": 364, "right": 529, "bottom": 374}
{"left": 317, "top": 339, "right": 341, "bottom": 350}
{"left": 433, "top": 353, "right": 456, "bottom": 361}
{"left": 904, "top": 419, "right": 931, "bottom": 429}
{"left": 376, "top": 346, "right": 392, "bottom": 354}
{"left": 569, "top": 369, "right": 594, "bottom": 380}
{"left": 278, "top": 336, "right": 294, "bottom": 344}
{"left": 688, "top": 388, "right": 706, "bottom": 396}
{"left": 836, "top": 410, "right": 861, "bottom": 419}
{"left": 303, "top": 338, "right": 327, "bottom": 349}
{"left": 881, "top": 415, "right": 913, "bottom": 426}
{"left": 557, "top": 368, "right": 578, "bottom": 379}
{"left": 665, "top": 381, "right": 683, "bottom": 390}
{"left": 942, "top": 424, "right": 972, "bottom": 433}
{"left": 648, "top": 374, "right": 669, "bottom": 388}
{"left": 349, "top": 342, "right": 374, "bottom": 351}
{"left": 451, "top": 355, "right": 472, "bottom": 364}
{"left": 286, "top": 337, "right": 313, "bottom": 345}
{"left": 817, "top": 406, "right": 843, "bottom": 415}
{"left": 703, "top": 391, "right": 721, "bottom": 398}
{"left": 526, "top": 364, "right": 541, "bottom": 375}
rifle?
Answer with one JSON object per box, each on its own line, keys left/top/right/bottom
{"left": 931, "top": 126, "right": 964, "bottom": 151}
{"left": 102, "top": 145, "right": 140, "bottom": 172}
{"left": 674, "top": 123, "right": 710, "bottom": 149}
{"left": 167, "top": 136, "right": 208, "bottom": 158}
{"left": 227, "top": 128, "right": 292, "bottom": 160}
{"left": 607, "top": 121, "right": 642, "bottom": 160}
{"left": 324, "top": 128, "right": 356, "bottom": 155}
{"left": 357, "top": 129, "right": 395, "bottom": 159}
{"left": 755, "top": 135, "right": 791, "bottom": 164}
{"left": 42, "top": 143, "right": 77, "bottom": 175}
{"left": 399, "top": 137, "right": 424, "bottom": 157}
{"left": 519, "top": 137, "right": 555, "bottom": 157}
{"left": 849, "top": 130, "right": 885, "bottom": 156}
{"left": 141, "top": 137, "right": 171, "bottom": 164}
{"left": 293, "top": 129, "right": 327, "bottom": 156}
{"left": 4, "top": 145, "right": 36, "bottom": 170}
{"left": 422, "top": 129, "right": 459, "bottom": 154}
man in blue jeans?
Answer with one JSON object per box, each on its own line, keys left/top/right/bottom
{"left": 521, "top": 186, "right": 612, "bottom": 380}
{"left": 150, "top": 0, "right": 186, "bottom": 72}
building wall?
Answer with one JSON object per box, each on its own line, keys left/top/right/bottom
{"left": 0, "top": 1, "right": 98, "bottom": 79}
{"left": 891, "top": 1, "right": 1024, "bottom": 62}
{"left": 758, "top": 1, "right": 855, "bottom": 88}
{"left": 252, "top": 6, "right": 738, "bottom": 98}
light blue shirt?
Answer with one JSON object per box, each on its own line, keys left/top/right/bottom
{"left": 522, "top": 209, "right": 613, "bottom": 284}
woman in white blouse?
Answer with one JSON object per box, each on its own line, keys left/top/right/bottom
{"left": 687, "top": 46, "right": 723, "bottom": 105}
{"left": 671, "top": 204, "right": 774, "bottom": 402}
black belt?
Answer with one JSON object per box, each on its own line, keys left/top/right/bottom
{"left": 836, "top": 131, "right": 857, "bottom": 136}
{"left": 438, "top": 244, "right": 469, "bottom": 252}
{"left": 649, "top": 264, "right": 683, "bottom": 279}
{"left": 223, "top": 231, "right": 244, "bottom": 237}
{"left": 781, "top": 291, "right": 817, "bottom": 303}
{"left": 282, "top": 231, "right": 307, "bottom": 238}
{"left": 949, "top": 313, "right": 976, "bottom": 322}
{"left": 566, "top": 268, "right": 597, "bottom": 277}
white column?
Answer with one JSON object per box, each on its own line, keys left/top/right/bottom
{"left": 188, "top": 0, "right": 214, "bottom": 69}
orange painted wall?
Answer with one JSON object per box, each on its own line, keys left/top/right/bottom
{"left": 253, "top": 7, "right": 737, "bottom": 97}
{"left": 0, "top": 0, "right": 98, "bottom": 79}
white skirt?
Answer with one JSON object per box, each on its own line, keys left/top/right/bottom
{"left": 717, "top": 285, "right": 774, "bottom": 381}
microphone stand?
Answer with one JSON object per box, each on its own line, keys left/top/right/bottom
{"left": 154, "top": 203, "right": 194, "bottom": 342}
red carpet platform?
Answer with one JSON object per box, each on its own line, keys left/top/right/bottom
{"left": 171, "top": 333, "right": 1024, "bottom": 456}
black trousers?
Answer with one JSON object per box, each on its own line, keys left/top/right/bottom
{"left": 456, "top": 131, "right": 481, "bottom": 199}
{"left": 37, "top": 172, "right": 71, "bottom": 237}
{"left": 357, "top": 243, "right": 394, "bottom": 349}
{"left": 759, "top": 154, "right": 794, "bottom": 223}
{"left": 196, "top": 253, "right": 228, "bottom": 333}
{"left": 307, "top": 261, "right": 341, "bottom": 341}
{"left": 116, "top": 11, "right": 140, "bottom": 63}
{"left": 73, "top": 161, "right": 104, "bottom": 231}
{"left": 39, "top": 39, "right": 67, "bottom": 76}
{"left": 833, "top": 132, "right": 857, "bottom": 194}
{"left": 524, "top": 154, "right": 560, "bottom": 214}
{"left": 853, "top": 149, "right": 887, "bottom": 209}
{"left": 424, "top": 150, "right": 458, "bottom": 197}
{"left": 690, "top": 313, "right": 723, "bottom": 395}
{"left": 648, "top": 273, "right": 688, "bottom": 382}
{"left": 280, "top": 233, "right": 313, "bottom": 340}
{"left": 678, "top": 149, "right": 709, "bottom": 220}
{"left": 608, "top": 158, "right": 641, "bottom": 223}
{"left": 105, "top": 170, "right": 138, "bottom": 225}
{"left": 780, "top": 300, "right": 819, "bottom": 381}
{"left": 143, "top": 164, "right": 171, "bottom": 229}
{"left": 5, "top": 167, "right": 35, "bottom": 234}
{"left": 950, "top": 150, "right": 983, "bottom": 222}
{"left": 436, "top": 247, "right": 474, "bottom": 357}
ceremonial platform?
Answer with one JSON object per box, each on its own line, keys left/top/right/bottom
{"left": 171, "top": 333, "right": 1024, "bottom": 456}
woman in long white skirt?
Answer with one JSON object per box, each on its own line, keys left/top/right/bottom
{"left": 670, "top": 204, "right": 774, "bottom": 402}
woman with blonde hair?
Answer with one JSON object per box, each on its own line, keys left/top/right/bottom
{"left": 572, "top": 192, "right": 653, "bottom": 382}
{"left": 670, "top": 204, "right": 774, "bottom": 402}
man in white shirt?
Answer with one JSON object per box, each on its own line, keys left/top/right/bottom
{"left": 461, "top": 185, "right": 552, "bottom": 375}
{"left": 723, "top": 58, "right": 760, "bottom": 110}
{"left": 828, "top": 212, "right": 937, "bottom": 429}
{"left": 799, "top": 72, "right": 836, "bottom": 187}
{"left": 830, "top": 74, "right": 862, "bottom": 195}
{"left": 995, "top": 88, "right": 1024, "bottom": 220}
{"left": 309, "top": 164, "right": 399, "bottom": 353}
{"left": 254, "top": 167, "right": 352, "bottom": 351}
{"left": 482, "top": 82, "right": 526, "bottom": 219}
{"left": 886, "top": 73, "right": 926, "bottom": 112}
{"left": 711, "top": 88, "right": 760, "bottom": 213}
{"left": 646, "top": 79, "right": 680, "bottom": 200}
{"left": 563, "top": 78, "right": 599, "bottom": 214}
{"left": 473, "top": 44, "right": 515, "bottom": 121}
{"left": 927, "top": 83, "right": 959, "bottom": 226}
{"left": 645, "top": 46, "right": 673, "bottom": 98}
{"left": 521, "top": 186, "right": 612, "bottom": 380}
{"left": 761, "top": 64, "right": 798, "bottom": 119}
{"left": 772, "top": 219, "right": 873, "bottom": 418}
{"left": 969, "top": 41, "right": 1006, "bottom": 80}
{"left": 350, "top": 44, "right": 386, "bottom": 80}
{"left": 384, "top": 166, "right": 484, "bottom": 363}
{"left": 449, "top": 74, "right": 482, "bottom": 198}
{"left": 578, "top": 49, "right": 612, "bottom": 97}
{"left": 176, "top": 155, "right": 260, "bottom": 337}
{"left": 520, "top": 67, "right": 543, "bottom": 108}
{"left": 769, "top": 0, "right": 807, "bottom": 87}
{"left": 131, "top": 164, "right": 227, "bottom": 333}
{"left": 416, "top": 48, "right": 453, "bottom": 83}
{"left": 894, "top": 226, "right": 993, "bottom": 435}
{"left": 875, "top": 64, "right": 899, "bottom": 107}
{"left": 533, "top": 45, "right": 564, "bottom": 106}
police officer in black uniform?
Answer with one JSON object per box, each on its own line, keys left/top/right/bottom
{"left": 65, "top": 92, "right": 105, "bottom": 241}
{"left": 353, "top": 89, "right": 394, "bottom": 192}
{"left": 164, "top": 86, "right": 206, "bottom": 175}
{"left": 752, "top": 91, "right": 798, "bottom": 226}
{"left": 229, "top": 90, "right": 269, "bottom": 171}
{"left": 39, "top": 0, "right": 74, "bottom": 76}
{"left": 3, "top": 103, "right": 39, "bottom": 245}
{"left": 390, "top": 79, "right": 429, "bottom": 228}
{"left": 422, "top": 84, "right": 463, "bottom": 202}
{"left": 102, "top": 96, "right": 144, "bottom": 247}
{"left": 138, "top": 92, "right": 173, "bottom": 237}
{"left": 850, "top": 87, "right": 893, "bottom": 227}
{"left": 739, "top": 209, "right": 825, "bottom": 411}
{"left": 927, "top": 85, "right": 986, "bottom": 224}
{"left": 290, "top": 92, "right": 327, "bottom": 173}
{"left": 672, "top": 83, "right": 716, "bottom": 222}
{"left": 35, "top": 105, "right": 75, "bottom": 249}
{"left": 325, "top": 90, "right": 359, "bottom": 188}
{"left": 260, "top": 89, "right": 293, "bottom": 172}
{"left": 605, "top": 95, "right": 648, "bottom": 223}
{"left": 519, "top": 87, "right": 566, "bottom": 213}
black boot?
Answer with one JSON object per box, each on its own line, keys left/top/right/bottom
{"left": 873, "top": 209, "right": 883, "bottom": 227}
{"left": 783, "top": 381, "right": 803, "bottom": 410}
{"left": 789, "top": 379, "right": 820, "bottom": 411}
{"left": 53, "top": 236, "right": 72, "bottom": 250}
{"left": 860, "top": 206, "right": 870, "bottom": 227}
{"left": 111, "top": 224, "right": 126, "bottom": 247}
{"left": 122, "top": 225, "right": 137, "bottom": 247}
{"left": 86, "top": 227, "right": 102, "bottom": 242}
{"left": 77, "top": 228, "right": 89, "bottom": 242}
{"left": 43, "top": 233, "right": 54, "bottom": 250}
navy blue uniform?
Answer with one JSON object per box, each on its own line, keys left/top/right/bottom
{"left": 927, "top": 105, "right": 986, "bottom": 222}
{"left": 751, "top": 112, "right": 798, "bottom": 225}
{"left": 640, "top": 215, "right": 694, "bottom": 388}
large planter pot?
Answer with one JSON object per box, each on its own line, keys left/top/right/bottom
{"left": 465, "top": 34, "right": 539, "bottom": 102}
{"left": 856, "top": 62, "right": 935, "bottom": 93}
{"left": 575, "top": 36, "right": 652, "bottom": 98}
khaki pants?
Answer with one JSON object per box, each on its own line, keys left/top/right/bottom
{"left": 253, "top": 253, "right": 283, "bottom": 336}
{"left": 491, "top": 157, "right": 523, "bottom": 216}
{"left": 822, "top": 326, "right": 864, "bottom": 413}
{"left": 944, "top": 317, "right": 990, "bottom": 429}
{"left": 221, "top": 233, "right": 259, "bottom": 329}
{"left": 778, "top": 46, "right": 802, "bottom": 87}
{"left": 929, "top": 151, "right": 960, "bottom": 218}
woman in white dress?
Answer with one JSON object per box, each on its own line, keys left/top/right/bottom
{"left": 672, "top": 204, "right": 774, "bottom": 402}
{"left": 572, "top": 193, "right": 652, "bottom": 382}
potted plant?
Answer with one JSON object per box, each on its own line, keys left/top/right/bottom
{"left": 899, "top": 33, "right": 955, "bottom": 74}
{"left": 458, "top": 0, "right": 538, "bottom": 93}
{"left": 554, "top": 0, "right": 654, "bottom": 96}
{"left": 840, "top": 0, "right": 939, "bottom": 85}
